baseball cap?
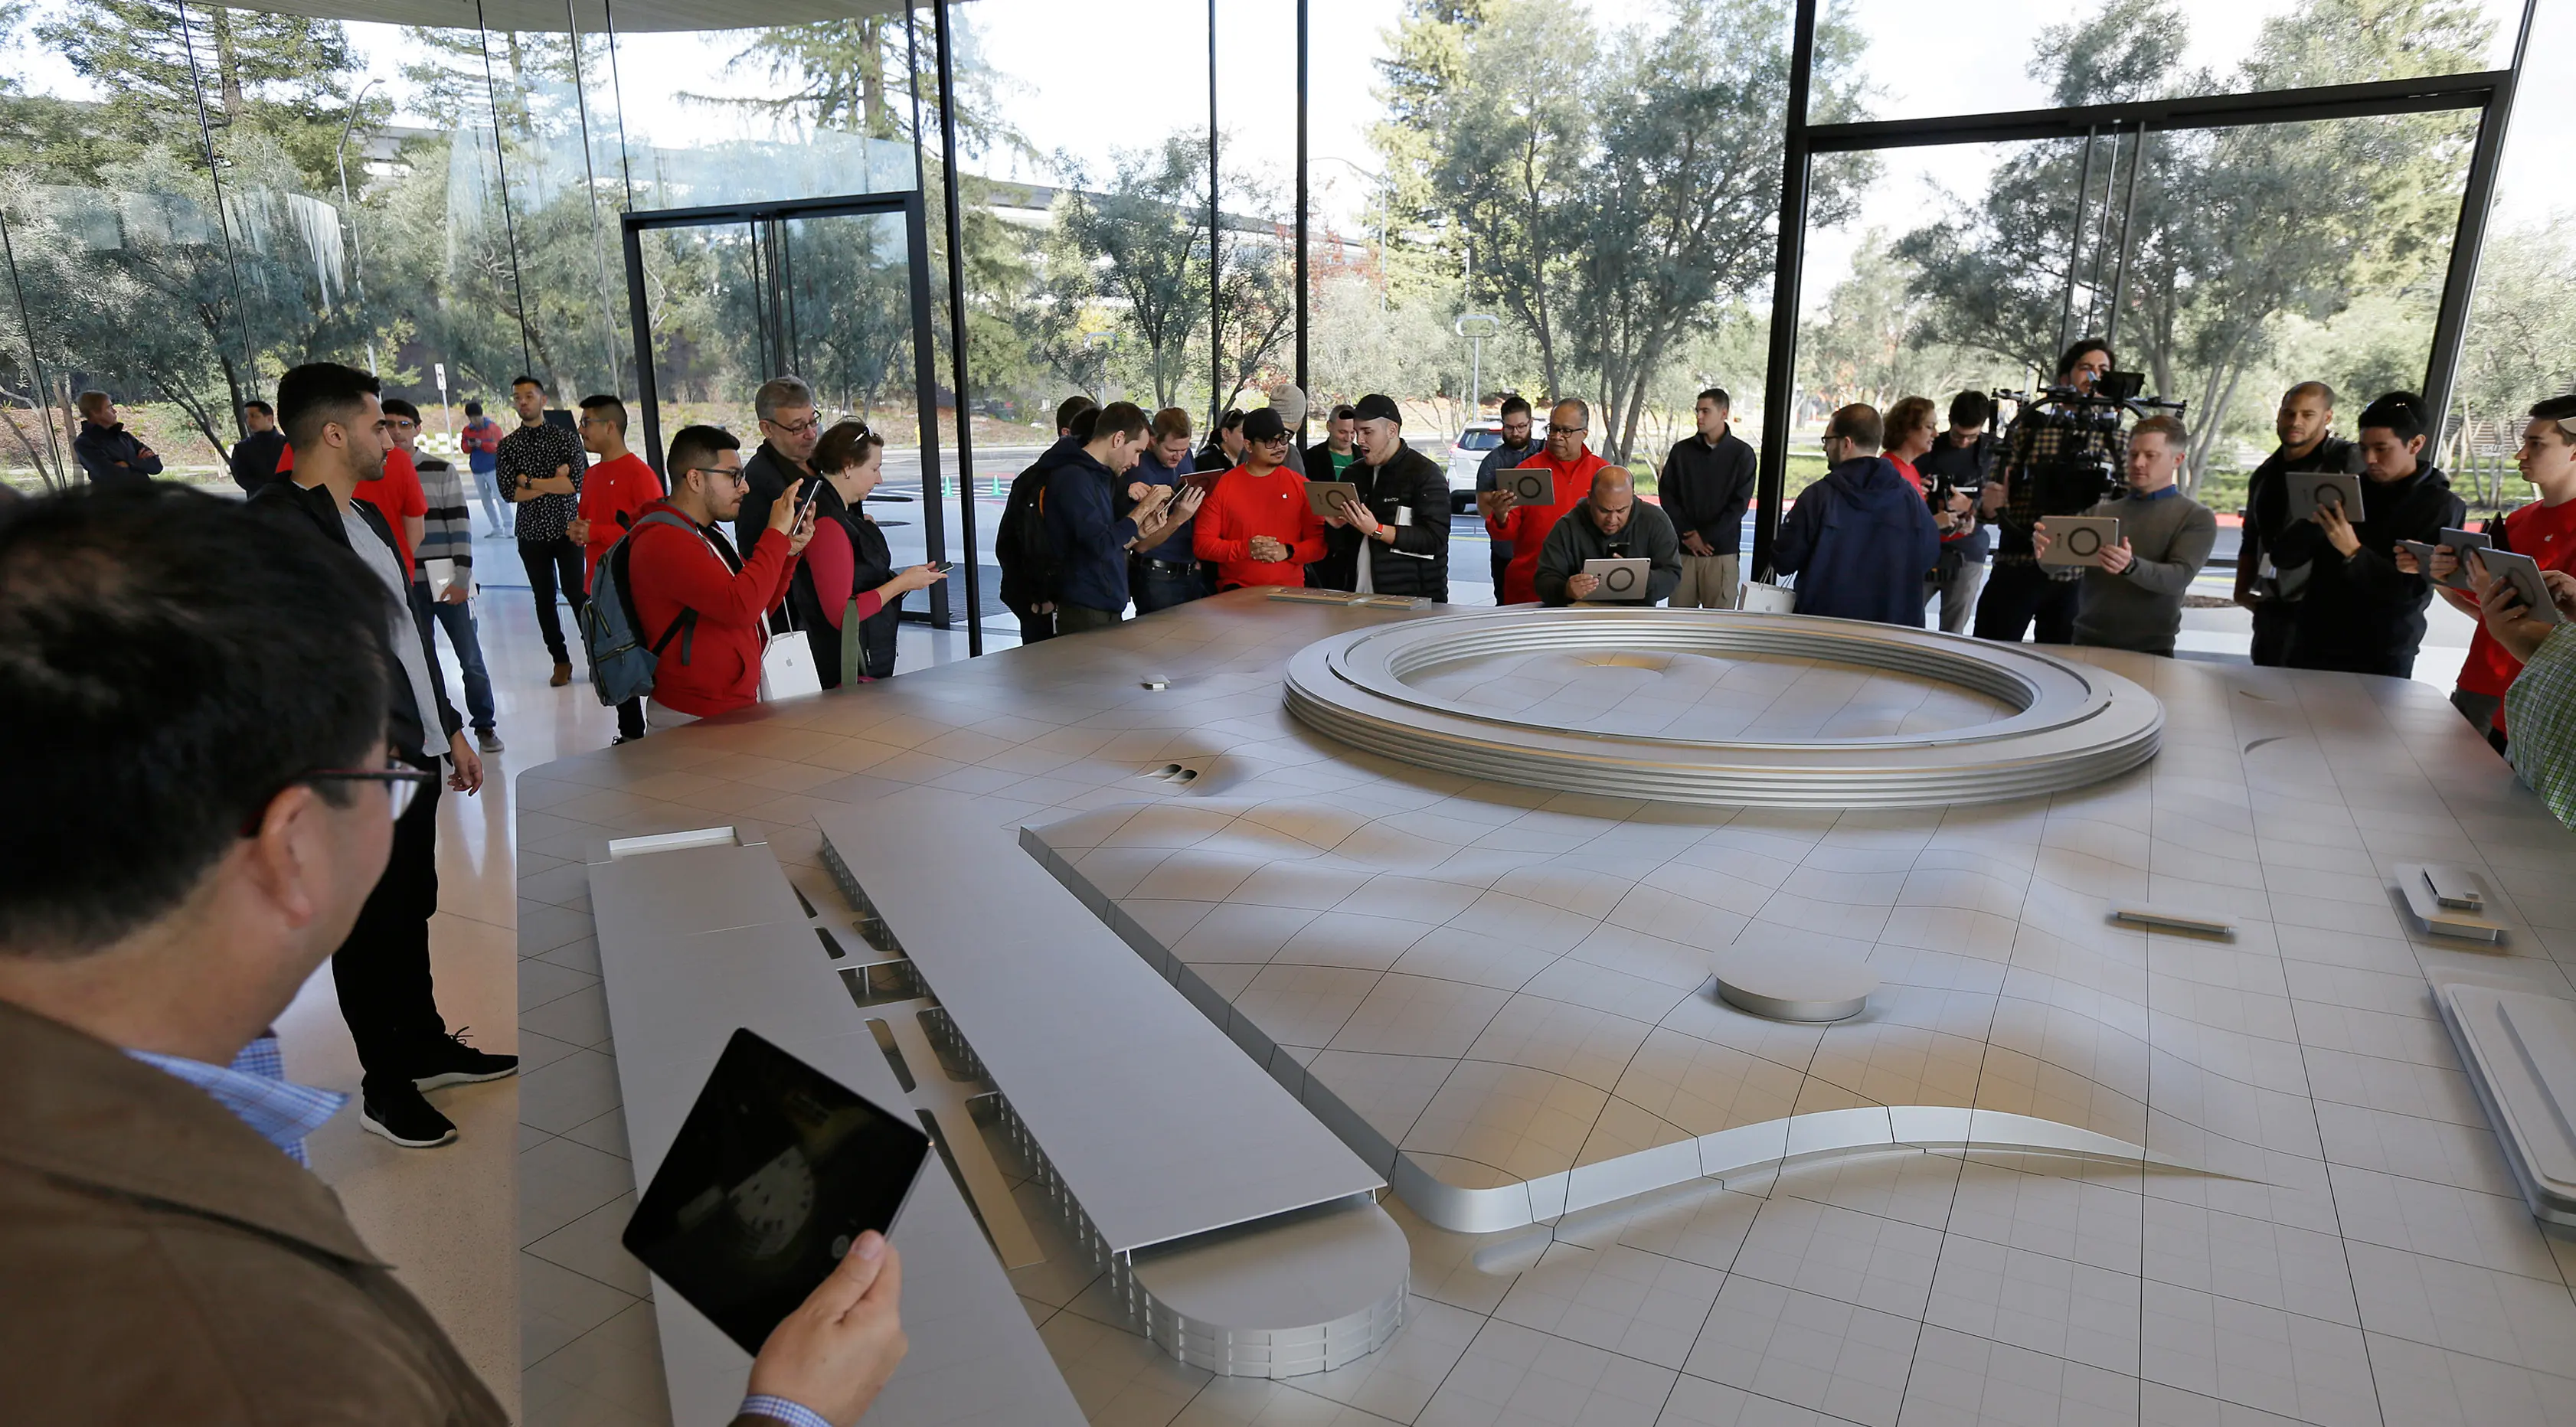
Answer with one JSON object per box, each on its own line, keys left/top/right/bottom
{"left": 1241, "top": 407, "right": 1289, "bottom": 443}
{"left": 1354, "top": 393, "right": 1401, "bottom": 424}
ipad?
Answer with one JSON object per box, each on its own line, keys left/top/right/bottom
{"left": 1502, "top": 466, "right": 1554, "bottom": 505}
{"left": 2037, "top": 515, "right": 2120, "bottom": 568}
{"left": 2431, "top": 527, "right": 2490, "bottom": 589}
{"left": 623, "top": 1027, "right": 930, "bottom": 1354}
{"left": 1185, "top": 466, "right": 1224, "bottom": 494}
{"left": 2287, "top": 470, "right": 2365, "bottom": 524}
{"left": 1580, "top": 557, "right": 1652, "bottom": 601}
{"left": 2472, "top": 548, "right": 2563, "bottom": 625}
{"left": 1304, "top": 481, "right": 1360, "bottom": 520}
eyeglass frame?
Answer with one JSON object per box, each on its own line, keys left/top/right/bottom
{"left": 238, "top": 765, "right": 439, "bottom": 836}
{"left": 1547, "top": 423, "right": 1588, "bottom": 436}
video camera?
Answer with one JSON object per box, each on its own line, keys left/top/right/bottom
{"left": 1991, "top": 372, "right": 2186, "bottom": 516}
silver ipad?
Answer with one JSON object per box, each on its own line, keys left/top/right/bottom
{"left": 1579, "top": 557, "right": 1652, "bottom": 601}
{"left": 2287, "top": 470, "right": 2365, "bottom": 524}
{"left": 2038, "top": 515, "right": 2120, "bottom": 568}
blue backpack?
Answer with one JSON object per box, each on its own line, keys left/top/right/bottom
{"left": 580, "top": 509, "right": 704, "bottom": 708}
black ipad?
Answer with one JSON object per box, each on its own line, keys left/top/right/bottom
{"left": 623, "top": 1028, "right": 930, "bottom": 1354}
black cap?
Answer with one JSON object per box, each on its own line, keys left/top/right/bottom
{"left": 1241, "top": 407, "right": 1288, "bottom": 443}
{"left": 1354, "top": 393, "right": 1401, "bottom": 425}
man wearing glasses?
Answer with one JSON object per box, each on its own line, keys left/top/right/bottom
{"left": 252, "top": 362, "right": 508, "bottom": 1151}
{"left": 737, "top": 375, "right": 826, "bottom": 560}
{"left": 496, "top": 374, "right": 590, "bottom": 687}
{"left": 629, "top": 423, "right": 817, "bottom": 722}
{"left": 1478, "top": 397, "right": 1609, "bottom": 605}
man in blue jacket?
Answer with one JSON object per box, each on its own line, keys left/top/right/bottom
{"left": 1044, "top": 401, "right": 1200, "bottom": 632}
{"left": 1773, "top": 403, "right": 1942, "bottom": 626}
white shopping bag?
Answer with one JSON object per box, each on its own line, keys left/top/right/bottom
{"left": 1737, "top": 579, "right": 1796, "bottom": 614}
{"left": 757, "top": 630, "right": 822, "bottom": 700}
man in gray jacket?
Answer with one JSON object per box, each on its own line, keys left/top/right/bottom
{"left": 2035, "top": 415, "right": 2216, "bottom": 657}
{"left": 1535, "top": 467, "right": 1682, "bottom": 606}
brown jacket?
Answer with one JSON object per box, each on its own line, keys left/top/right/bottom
{"left": 0, "top": 1000, "right": 509, "bottom": 1425}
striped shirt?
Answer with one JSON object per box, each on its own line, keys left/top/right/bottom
{"left": 414, "top": 454, "right": 476, "bottom": 573}
{"left": 2507, "top": 624, "right": 2576, "bottom": 829}
{"left": 126, "top": 1034, "right": 345, "bottom": 1167}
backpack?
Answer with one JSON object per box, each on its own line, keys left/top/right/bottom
{"left": 995, "top": 466, "right": 1060, "bottom": 610}
{"left": 580, "top": 509, "right": 706, "bottom": 707}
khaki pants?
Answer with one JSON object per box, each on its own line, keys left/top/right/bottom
{"left": 1670, "top": 553, "right": 1740, "bottom": 609}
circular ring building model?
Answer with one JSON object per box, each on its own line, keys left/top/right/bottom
{"left": 1282, "top": 607, "right": 2162, "bottom": 808}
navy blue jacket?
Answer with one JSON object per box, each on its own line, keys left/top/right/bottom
{"left": 1044, "top": 448, "right": 1141, "bottom": 614}
{"left": 1772, "top": 456, "right": 1942, "bottom": 626}
{"left": 74, "top": 422, "right": 163, "bottom": 492}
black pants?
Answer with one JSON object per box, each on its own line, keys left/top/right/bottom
{"left": 1014, "top": 606, "right": 1057, "bottom": 643}
{"left": 334, "top": 767, "right": 449, "bottom": 1102}
{"left": 616, "top": 696, "right": 645, "bottom": 740}
{"left": 1491, "top": 546, "right": 1512, "bottom": 604}
{"left": 1973, "top": 561, "right": 2079, "bottom": 645}
{"left": 2249, "top": 598, "right": 2296, "bottom": 667}
{"left": 519, "top": 537, "right": 587, "bottom": 661}
{"left": 1056, "top": 603, "right": 1122, "bottom": 633}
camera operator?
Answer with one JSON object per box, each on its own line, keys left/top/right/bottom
{"left": 1916, "top": 391, "right": 1999, "bottom": 635}
{"left": 1975, "top": 339, "right": 2125, "bottom": 644}
{"left": 2274, "top": 391, "right": 2463, "bottom": 679}
{"left": 2236, "top": 382, "right": 2363, "bottom": 666}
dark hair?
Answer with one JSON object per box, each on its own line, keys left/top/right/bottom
{"left": 1218, "top": 409, "right": 1246, "bottom": 435}
{"left": 666, "top": 424, "right": 742, "bottom": 483}
{"left": 380, "top": 397, "right": 420, "bottom": 424}
{"left": 1497, "top": 396, "right": 1532, "bottom": 420}
{"left": 1151, "top": 407, "right": 1193, "bottom": 442}
{"left": 2527, "top": 394, "right": 2576, "bottom": 441}
{"left": 276, "top": 362, "right": 381, "bottom": 451}
{"left": 2131, "top": 413, "right": 2189, "bottom": 450}
{"left": 0, "top": 489, "right": 391, "bottom": 955}
{"left": 1330, "top": 403, "right": 1358, "bottom": 423}
{"left": 2285, "top": 380, "right": 2336, "bottom": 410}
{"left": 511, "top": 374, "right": 546, "bottom": 393}
{"left": 1826, "top": 403, "right": 1883, "bottom": 452}
{"left": 1697, "top": 387, "right": 1731, "bottom": 410}
{"left": 578, "top": 393, "right": 628, "bottom": 434}
{"left": 1055, "top": 395, "right": 1098, "bottom": 434}
{"left": 2358, "top": 391, "right": 2427, "bottom": 443}
{"left": 2055, "top": 338, "right": 2114, "bottom": 381}
{"left": 1090, "top": 401, "right": 1151, "bottom": 444}
{"left": 1947, "top": 390, "right": 1992, "bottom": 429}
{"left": 1885, "top": 396, "right": 1937, "bottom": 448}
{"left": 813, "top": 419, "right": 883, "bottom": 475}
{"left": 243, "top": 400, "right": 275, "bottom": 418}
{"left": 464, "top": 400, "right": 484, "bottom": 417}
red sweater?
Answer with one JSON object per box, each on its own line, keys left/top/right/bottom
{"left": 1193, "top": 463, "right": 1328, "bottom": 589}
{"left": 627, "top": 500, "right": 799, "bottom": 718}
{"left": 580, "top": 452, "right": 663, "bottom": 581}
{"left": 1484, "top": 448, "right": 1608, "bottom": 605}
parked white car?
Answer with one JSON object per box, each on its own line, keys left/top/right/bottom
{"left": 1443, "top": 419, "right": 1511, "bottom": 512}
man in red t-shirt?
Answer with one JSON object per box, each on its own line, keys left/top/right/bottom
{"left": 2411, "top": 397, "right": 2576, "bottom": 748}
{"left": 1476, "top": 398, "right": 1609, "bottom": 605}
{"left": 570, "top": 394, "right": 664, "bottom": 582}
{"left": 1194, "top": 408, "right": 1326, "bottom": 589}
{"left": 349, "top": 442, "right": 428, "bottom": 580}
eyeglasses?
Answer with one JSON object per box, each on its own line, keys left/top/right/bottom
{"left": 767, "top": 416, "right": 822, "bottom": 437}
{"left": 1254, "top": 433, "right": 1292, "bottom": 446}
{"left": 1548, "top": 423, "right": 1587, "bottom": 436}
{"left": 240, "top": 762, "right": 439, "bottom": 835}
{"left": 683, "top": 465, "right": 749, "bottom": 487}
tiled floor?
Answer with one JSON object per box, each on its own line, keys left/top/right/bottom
{"left": 511, "top": 586, "right": 2576, "bottom": 1427}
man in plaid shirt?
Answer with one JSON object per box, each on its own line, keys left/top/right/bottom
{"left": 496, "top": 375, "right": 589, "bottom": 687}
{"left": 1975, "top": 339, "right": 2129, "bottom": 645}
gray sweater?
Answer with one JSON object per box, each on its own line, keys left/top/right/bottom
{"left": 2071, "top": 487, "right": 2217, "bottom": 655}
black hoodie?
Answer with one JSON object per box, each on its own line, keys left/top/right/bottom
{"left": 2274, "top": 462, "right": 2465, "bottom": 678}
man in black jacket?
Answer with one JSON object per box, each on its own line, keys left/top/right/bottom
{"left": 997, "top": 396, "right": 1097, "bottom": 643}
{"left": 250, "top": 362, "right": 512, "bottom": 1151}
{"left": 1914, "top": 391, "right": 2000, "bottom": 635}
{"left": 1309, "top": 393, "right": 1450, "bottom": 600}
{"left": 70, "top": 391, "right": 162, "bottom": 492}
{"left": 1659, "top": 387, "right": 1757, "bottom": 609}
{"left": 2236, "top": 381, "right": 2365, "bottom": 667}
{"left": 229, "top": 400, "right": 289, "bottom": 495}
{"left": 736, "top": 374, "right": 825, "bottom": 557}
{"left": 2274, "top": 391, "right": 2464, "bottom": 679}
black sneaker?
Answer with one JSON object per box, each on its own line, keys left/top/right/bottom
{"left": 361, "top": 1086, "right": 457, "bottom": 1148}
{"left": 412, "top": 1028, "right": 521, "bottom": 1092}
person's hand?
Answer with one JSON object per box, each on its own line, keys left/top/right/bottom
{"left": 786, "top": 502, "right": 818, "bottom": 557}
{"left": 1339, "top": 495, "right": 1384, "bottom": 538}
{"left": 2234, "top": 589, "right": 2263, "bottom": 612}
{"left": 1248, "top": 534, "right": 1290, "bottom": 563}
{"left": 2394, "top": 545, "right": 2420, "bottom": 575}
{"left": 2542, "top": 568, "right": 2576, "bottom": 619}
{"left": 1476, "top": 488, "right": 1515, "bottom": 525}
{"left": 2316, "top": 501, "right": 2361, "bottom": 559}
{"left": 2429, "top": 547, "right": 2459, "bottom": 585}
{"left": 884, "top": 563, "right": 948, "bottom": 596}
{"left": 1127, "top": 481, "right": 1152, "bottom": 502}
{"left": 136, "top": 446, "right": 157, "bottom": 460}
{"left": 1130, "top": 485, "right": 1174, "bottom": 521}
{"left": 2030, "top": 523, "right": 2055, "bottom": 560}
{"left": 566, "top": 518, "right": 591, "bottom": 546}
{"left": 1171, "top": 485, "right": 1206, "bottom": 520}
{"left": 1567, "top": 573, "right": 1601, "bottom": 599}
{"left": 1979, "top": 480, "right": 2007, "bottom": 515}
{"left": 771, "top": 480, "right": 806, "bottom": 532}
{"left": 1679, "top": 531, "right": 1711, "bottom": 557}
{"left": 2099, "top": 539, "right": 2134, "bottom": 576}
{"left": 446, "top": 733, "right": 485, "bottom": 795}
{"left": 744, "top": 1231, "right": 907, "bottom": 1427}
{"left": 440, "top": 581, "right": 471, "bottom": 605}
{"left": 554, "top": 463, "right": 571, "bottom": 481}
{"left": 1034, "top": 600, "right": 1056, "bottom": 615}
{"left": 1934, "top": 505, "right": 1958, "bottom": 534}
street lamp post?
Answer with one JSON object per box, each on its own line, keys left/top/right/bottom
{"left": 1455, "top": 313, "right": 1498, "bottom": 417}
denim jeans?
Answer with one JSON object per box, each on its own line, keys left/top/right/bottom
{"left": 1131, "top": 563, "right": 1208, "bottom": 616}
{"left": 410, "top": 580, "right": 495, "bottom": 731}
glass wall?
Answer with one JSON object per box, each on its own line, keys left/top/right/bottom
{"left": 1, "top": 0, "right": 2558, "bottom": 580}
